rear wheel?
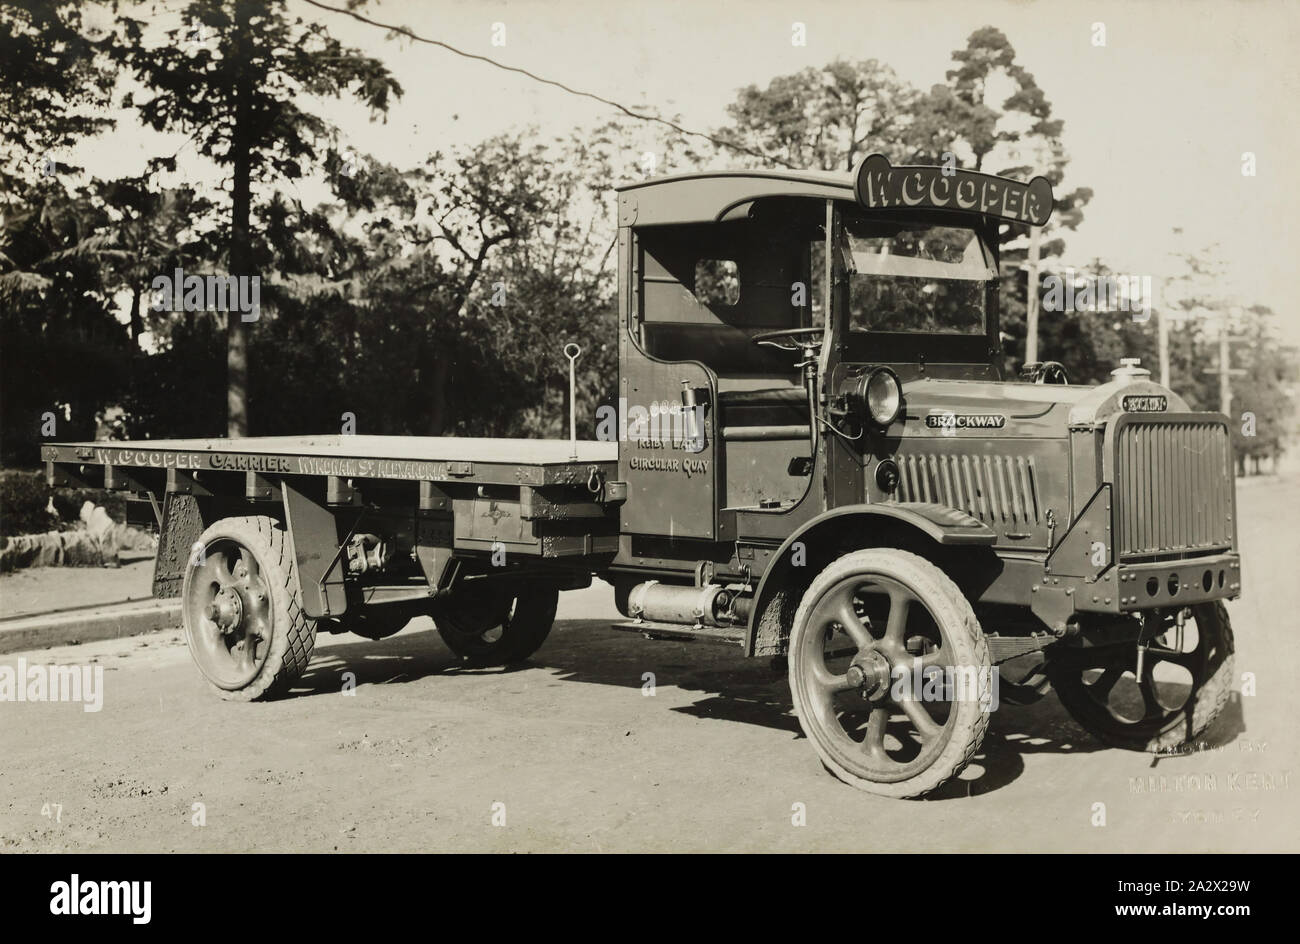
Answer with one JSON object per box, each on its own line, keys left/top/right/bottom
{"left": 182, "top": 516, "right": 317, "bottom": 701}
{"left": 788, "top": 549, "right": 992, "bottom": 798}
{"left": 435, "top": 582, "right": 558, "bottom": 665}
{"left": 1047, "top": 603, "right": 1235, "bottom": 752}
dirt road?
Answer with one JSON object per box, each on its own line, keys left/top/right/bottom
{"left": 1, "top": 476, "right": 1295, "bottom": 852}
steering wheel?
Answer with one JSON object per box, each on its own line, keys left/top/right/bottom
{"left": 1021, "top": 360, "right": 1069, "bottom": 385}
{"left": 752, "top": 327, "right": 825, "bottom": 355}
{"left": 1035, "top": 361, "right": 1069, "bottom": 384}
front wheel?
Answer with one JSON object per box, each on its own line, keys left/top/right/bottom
{"left": 788, "top": 549, "right": 992, "bottom": 798}
{"left": 182, "top": 516, "right": 317, "bottom": 701}
{"left": 434, "top": 582, "right": 558, "bottom": 665}
{"left": 1046, "top": 602, "right": 1235, "bottom": 752}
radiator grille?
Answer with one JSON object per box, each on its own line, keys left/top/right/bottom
{"left": 1114, "top": 420, "right": 1233, "bottom": 558}
{"left": 895, "top": 453, "right": 1040, "bottom": 527}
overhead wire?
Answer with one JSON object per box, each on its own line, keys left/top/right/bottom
{"left": 296, "top": 0, "right": 792, "bottom": 169}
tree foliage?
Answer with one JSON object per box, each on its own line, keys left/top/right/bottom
{"left": 112, "top": 0, "right": 403, "bottom": 435}
{"left": 720, "top": 59, "right": 917, "bottom": 170}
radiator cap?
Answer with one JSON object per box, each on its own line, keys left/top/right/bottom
{"left": 1110, "top": 357, "right": 1151, "bottom": 384}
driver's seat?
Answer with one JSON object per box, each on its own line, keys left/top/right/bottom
{"left": 716, "top": 385, "right": 808, "bottom": 428}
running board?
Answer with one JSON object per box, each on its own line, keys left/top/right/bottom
{"left": 609, "top": 620, "right": 744, "bottom": 646}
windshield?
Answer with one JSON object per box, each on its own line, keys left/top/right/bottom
{"left": 842, "top": 220, "right": 995, "bottom": 335}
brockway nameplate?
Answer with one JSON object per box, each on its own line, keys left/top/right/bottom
{"left": 1122, "top": 395, "right": 1168, "bottom": 412}
{"left": 925, "top": 413, "right": 1008, "bottom": 429}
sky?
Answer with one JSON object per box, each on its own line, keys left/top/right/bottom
{"left": 70, "top": 0, "right": 1300, "bottom": 346}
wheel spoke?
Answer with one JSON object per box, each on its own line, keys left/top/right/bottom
{"left": 1148, "top": 646, "right": 1198, "bottom": 671}
{"left": 920, "top": 645, "right": 948, "bottom": 670}
{"left": 199, "top": 553, "right": 235, "bottom": 589}
{"left": 831, "top": 592, "right": 873, "bottom": 650}
{"left": 193, "top": 562, "right": 218, "bottom": 599}
{"left": 883, "top": 589, "right": 911, "bottom": 646}
{"left": 862, "top": 707, "right": 889, "bottom": 760}
{"left": 1090, "top": 664, "right": 1125, "bottom": 699}
{"left": 238, "top": 546, "right": 260, "bottom": 582}
{"left": 1138, "top": 669, "right": 1166, "bottom": 720}
{"left": 247, "top": 609, "right": 267, "bottom": 643}
{"left": 809, "top": 658, "right": 855, "bottom": 696}
{"left": 897, "top": 693, "right": 941, "bottom": 741}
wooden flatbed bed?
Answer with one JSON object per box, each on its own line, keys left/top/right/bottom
{"left": 43, "top": 434, "right": 625, "bottom": 622}
{"left": 43, "top": 435, "right": 619, "bottom": 488}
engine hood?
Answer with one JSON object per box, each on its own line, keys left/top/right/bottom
{"left": 892, "top": 374, "right": 1189, "bottom": 438}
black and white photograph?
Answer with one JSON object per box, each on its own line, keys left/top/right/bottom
{"left": 0, "top": 0, "right": 1295, "bottom": 886}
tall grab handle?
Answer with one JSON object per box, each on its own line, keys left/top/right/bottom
{"left": 564, "top": 343, "right": 582, "bottom": 461}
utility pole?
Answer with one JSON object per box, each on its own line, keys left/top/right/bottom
{"left": 1219, "top": 322, "right": 1231, "bottom": 417}
{"left": 1157, "top": 278, "right": 1170, "bottom": 387}
{"left": 1202, "top": 306, "right": 1247, "bottom": 416}
{"left": 1025, "top": 225, "right": 1041, "bottom": 364}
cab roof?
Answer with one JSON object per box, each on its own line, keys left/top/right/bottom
{"left": 615, "top": 157, "right": 1055, "bottom": 229}
{"left": 616, "top": 167, "right": 854, "bottom": 227}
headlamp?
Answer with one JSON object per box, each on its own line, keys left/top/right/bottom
{"left": 863, "top": 367, "right": 902, "bottom": 427}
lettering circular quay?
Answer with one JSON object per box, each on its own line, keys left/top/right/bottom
{"left": 628, "top": 456, "right": 710, "bottom": 476}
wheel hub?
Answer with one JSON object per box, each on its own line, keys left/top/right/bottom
{"left": 847, "top": 649, "right": 893, "bottom": 701}
{"left": 206, "top": 586, "right": 244, "bottom": 635}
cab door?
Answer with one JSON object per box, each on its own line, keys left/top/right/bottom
{"left": 617, "top": 354, "right": 720, "bottom": 541}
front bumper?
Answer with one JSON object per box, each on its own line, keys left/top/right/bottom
{"left": 1112, "top": 552, "right": 1241, "bottom": 612}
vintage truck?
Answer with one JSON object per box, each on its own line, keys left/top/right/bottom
{"left": 44, "top": 154, "right": 1241, "bottom": 797}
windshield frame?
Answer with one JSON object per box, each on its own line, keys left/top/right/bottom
{"left": 835, "top": 203, "right": 1002, "bottom": 367}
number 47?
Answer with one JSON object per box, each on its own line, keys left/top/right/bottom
{"left": 41, "top": 802, "right": 62, "bottom": 823}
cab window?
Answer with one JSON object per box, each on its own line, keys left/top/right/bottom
{"left": 843, "top": 220, "right": 995, "bottom": 336}
{"left": 694, "top": 259, "right": 740, "bottom": 306}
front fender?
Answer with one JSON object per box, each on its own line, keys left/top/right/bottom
{"left": 743, "top": 502, "right": 995, "bottom": 656}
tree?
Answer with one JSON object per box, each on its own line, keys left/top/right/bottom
{"left": 0, "top": 175, "right": 133, "bottom": 462}
{"left": 221, "top": 119, "right": 638, "bottom": 443}
{"left": 417, "top": 130, "right": 624, "bottom": 436}
{"left": 1229, "top": 306, "right": 1297, "bottom": 473}
{"left": 0, "top": 3, "right": 146, "bottom": 463}
{"left": 113, "top": 0, "right": 402, "bottom": 436}
{"left": 94, "top": 178, "right": 218, "bottom": 345}
{"left": 717, "top": 59, "right": 917, "bottom": 170}
{"left": 907, "top": 26, "right": 1061, "bottom": 175}
{"left": 0, "top": 0, "right": 114, "bottom": 202}
{"left": 902, "top": 27, "right": 1091, "bottom": 372}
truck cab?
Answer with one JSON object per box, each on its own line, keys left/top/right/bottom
{"left": 614, "top": 164, "right": 1009, "bottom": 544}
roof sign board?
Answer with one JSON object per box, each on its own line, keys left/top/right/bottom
{"left": 852, "top": 154, "right": 1054, "bottom": 226}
